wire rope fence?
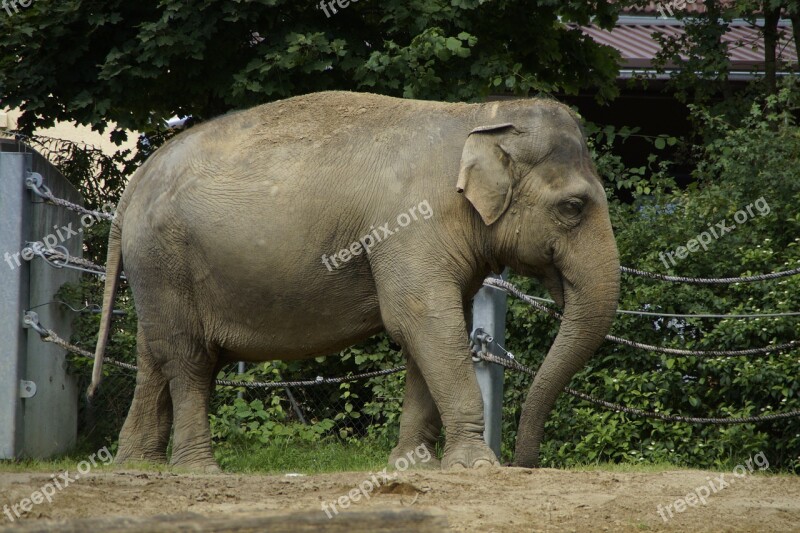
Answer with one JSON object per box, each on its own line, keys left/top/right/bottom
{"left": 16, "top": 170, "right": 800, "bottom": 462}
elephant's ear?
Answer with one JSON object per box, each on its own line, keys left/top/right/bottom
{"left": 456, "top": 123, "right": 516, "bottom": 225}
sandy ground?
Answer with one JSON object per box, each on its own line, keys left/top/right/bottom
{"left": 1, "top": 466, "right": 799, "bottom": 532}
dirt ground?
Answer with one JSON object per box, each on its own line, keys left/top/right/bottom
{"left": 1, "top": 466, "right": 799, "bottom": 532}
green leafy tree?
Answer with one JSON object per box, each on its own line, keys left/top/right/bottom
{"left": 0, "top": 0, "right": 626, "bottom": 137}
{"left": 651, "top": 0, "right": 800, "bottom": 102}
{"left": 502, "top": 86, "right": 800, "bottom": 471}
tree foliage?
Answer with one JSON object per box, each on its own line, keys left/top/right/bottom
{"left": 651, "top": 0, "right": 800, "bottom": 102}
{"left": 9, "top": 0, "right": 800, "bottom": 470}
{"left": 503, "top": 85, "right": 800, "bottom": 471}
{"left": 0, "top": 0, "right": 624, "bottom": 137}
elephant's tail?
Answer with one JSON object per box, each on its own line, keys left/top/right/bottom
{"left": 87, "top": 212, "right": 124, "bottom": 399}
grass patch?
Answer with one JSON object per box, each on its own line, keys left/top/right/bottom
{"left": 4, "top": 441, "right": 786, "bottom": 477}
{"left": 565, "top": 461, "right": 683, "bottom": 474}
{"left": 0, "top": 437, "right": 393, "bottom": 475}
{"left": 215, "top": 436, "right": 394, "bottom": 474}
{"left": 0, "top": 456, "right": 101, "bottom": 474}
{"left": 0, "top": 439, "right": 116, "bottom": 473}
{"left": 565, "top": 460, "right": 790, "bottom": 475}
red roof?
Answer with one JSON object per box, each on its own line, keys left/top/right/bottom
{"left": 621, "top": 1, "right": 735, "bottom": 16}
{"left": 580, "top": 17, "right": 797, "bottom": 76}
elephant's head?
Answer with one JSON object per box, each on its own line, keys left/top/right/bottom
{"left": 457, "top": 100, "right": 620, "bottom": 467}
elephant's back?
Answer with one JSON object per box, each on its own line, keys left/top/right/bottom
{"left": 117, "top": 90, "right": 474, "bottom": 266}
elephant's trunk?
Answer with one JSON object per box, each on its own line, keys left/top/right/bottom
{"left": 513, "top": 239, "right": 620, "bottom": 468}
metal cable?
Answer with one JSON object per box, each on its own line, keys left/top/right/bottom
{"left": 41, "top": 329, "right": 137, "bottom": 372}
{"left": 50, "top": 250, "right": 799, "bottom": 319}
{"left": 27, "top": 316, "right": 405, "bottom": 388}
{"left": 497, "top": 291, "right": 800, "bottom": 319}
{"left": 28, "top": 180, "right": 800, "bottom": 286}
{"left": 30, "top": 246, "right": 108, "bottom": 273}
{"left": 25, "top": 176, "right": 114, "bottom": 221}
{"left": 29, "top": 247, "right": 127, "bottom": 280}
{"left": 482, "top": 278, "right": 800, "bottom": 357}
{"left": 475, "top": 351, "right": 800, "bottom": 424}
{"left": 27, "top": 314, "right": 800, "bottom": 424}
{"left": 614, "top": 309, "right": 800, "bottom": 319}
{"left": 215, "top": 367, "right": 405, "bottom": 389}
{"left": 26, "top": 300, "right": 126, "bottom": 316}
{"left": 620, "top": 265, "right": 800, "bottom": 284}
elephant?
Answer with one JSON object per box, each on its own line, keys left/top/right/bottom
{"left": 89, "top": 90, "right": 619, "bottom": 472}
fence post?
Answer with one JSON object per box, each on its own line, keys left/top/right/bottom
{"left": 0, "top": 139, "right": 80, "bottom": 459}
{"left": 237, "top": 361, "right": 246, "bottom": 400}
{"left": 0, "top": 149, "right": 31, "bottom": 459}
{"left": 472, "top": 271, "right": 507, "bottom": 458}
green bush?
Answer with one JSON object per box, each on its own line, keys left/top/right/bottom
{"left": 501, "top": 86, "right": 800, "bottom": 471}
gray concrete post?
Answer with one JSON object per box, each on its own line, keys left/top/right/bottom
{"left": 237, "top": 361, "right": 246, "bottom": 400}
{"left": 0, "top": 151, "right": 31, "bottom": 459}
{"left": 24, "top": 156, "right": 82, "bottom": 457}
{"left": 472, "top": 271, "right": 507, "bottom": 458}
{"left": 0, "top": 140, "right": 81, "bottom": 459}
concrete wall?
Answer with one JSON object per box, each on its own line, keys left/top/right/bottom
{"left": 0, "top": 139, "right": 81, "bottom": 459}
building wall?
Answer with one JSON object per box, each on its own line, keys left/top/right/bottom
{"left": 0, "top": 108, "right": 137, "bottom": 156}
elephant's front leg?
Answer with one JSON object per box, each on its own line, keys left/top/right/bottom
{"left": 389, "top": 356, "right": 442, "bottom": 469}
{"left": 378, "top": 282, "right": 498, "bottom": 470}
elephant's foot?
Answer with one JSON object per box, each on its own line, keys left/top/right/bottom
{"left": 169, "top": 455, "right": 221, "bottom": 474}
{"left": 442, "top": 441, "right": 499, "bottom": 470}
{"left": 169, "top": 440, "right": 221, "bottom": 474}
{"left": 115, "top": 429, "right": 170, "bottom": 466}
{"left": 388, "top": 443, "right": 440, "bottom": 470}
{"left": 170, "top": 462, "right": 222, "bottom": 474}
{"left": 114, "top": 444, "right": 168, "bottom": 466}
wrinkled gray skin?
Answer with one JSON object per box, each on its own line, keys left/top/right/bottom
{"left": 90, "top": 91, "right": 619, "bottom": 472}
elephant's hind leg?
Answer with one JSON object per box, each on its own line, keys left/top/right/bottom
{"left": 162, "top": 340, "right": 220, "bottom": 473}
{"left": 115, "top": 327, "right": 172, "bottom": 465}
{"left": 389, "top": 356, "right": 442, "bottom": 469}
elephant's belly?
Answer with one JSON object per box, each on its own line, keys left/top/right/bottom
{"left": 207, "top": 281, "right": 385, "bottom": 362}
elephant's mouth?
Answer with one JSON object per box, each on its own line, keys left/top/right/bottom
{"left": 539, "top": 268, "right": 565, "bottom": 309}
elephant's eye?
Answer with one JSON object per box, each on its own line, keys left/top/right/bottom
{"left": 559, "top": 198, "right": 584, "bottom": 219}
